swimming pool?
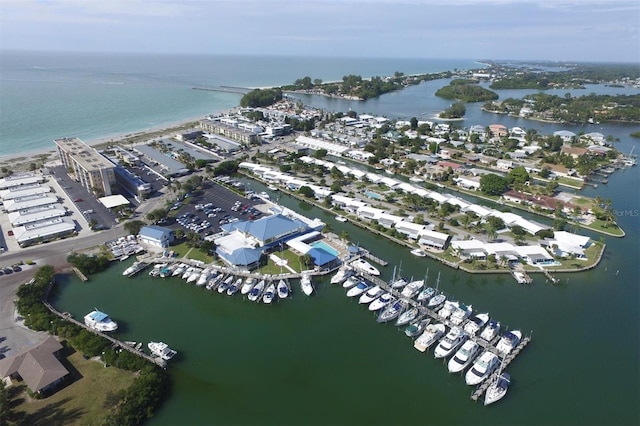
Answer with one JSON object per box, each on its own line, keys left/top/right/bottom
{"left": 310, "top": 241, "right": 339, "bottom": 256}
{"left": 365, "top": 191, "right": 382, "bottom": 200}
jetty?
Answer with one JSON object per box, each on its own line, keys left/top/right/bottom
{"left": 192, "top": 85, "right": 253, "bottom": 95}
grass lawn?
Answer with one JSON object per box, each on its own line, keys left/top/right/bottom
{"left": 556, "top": 176, "right": 584, "bottom": 189}
{"left": 259, "top": 248, "right": 306, "bottom": 274}
{"left": 11, "top": 348, "right": 135, "bottom": 426}
{"left": 583, "top": 219, "right": 624, "bottom": 236}
{"left": 171, "top": 242, "right": 214, "bottom": 263}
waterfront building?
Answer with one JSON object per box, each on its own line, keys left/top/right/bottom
{"left": 113, "top": 166, "right": 151, "bottom": 200}
{"left": 138, "top": 225, "right": 175, "bottom": 249}
{"left": 417, "top": 229, "right": 450, "bottom": 249}
{"left": 199, "top": 118, "right": 259, "bottom": 145}
{"left": 54, "top": 137, "right": 116, "bottom": 197}
{"left": 133, "top": 144, "right": 189, "bottom": 177}
{"left": 0, "top": 173, "right": 45, "bottom": 190}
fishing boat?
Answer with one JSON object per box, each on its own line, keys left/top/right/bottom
{"left": 248, "top": 279, "right": 266, "bottom": 302}
{"left": 217, "top": 275, "right": 234, "bottom": 293}
{"left": 404, "top": 318, "right": 431, "bottom": 338}
{"left": 377, "top": 299, "right": 408, "bottom": 323}
{"left": 330, "top": 265, "right": 353, "bottom": 284}
{"left": 463, "top": 313, "right": 490, "bottom": 335}
{"left": 277, "top": 279, "right": 289, "bottom": 299}
{"left": 227, "top": 277, "right": 243, "bottom": 296}
{"left": 84, "top": 309, "right": 118, "bottom": 332}
{"left": 401, "top": 279, "right": 424, "bottom": 298}
{"left": 434, "top": 327, "right": 468, "bottom": 359}
{"left": 413, "top": 323, "right": 446, "bottom": 352}
{"left": 484, "top": 371, "right": 511, "bottom": 406}
{"left": 448, "top": 340, "right": 481, "bottom": 373}
{"left": 159, "top": 264, "right": 176, "bottom": 278}
{"left": 417, "top": 287, "right": 435, "bottom": 303}
{"left": 465, "top": 351, "right": 500, "bottom": 385}
{"left": 350, "top": 259, "right": 381, "bottom": 276}
{"left": 358, "top": 285, "right": 384, "bottom": 304}
{"left": 123, "top": 260, "right": 149, "bottom": 277}
{"left": 410, "top": 248, "right": 426, "bottom": 257}
{"left": 495, "top": 330, "right": 522, "bottom": 355}
{"left": 148, "top": 341, "right": 177, "bottom": 361}
{"left": 479, "top": 320, "right": 501, "bottom": 342}
{"left": 395, "top": 306, "right": 420, "bottom": 326}
{"left": 450, "top": 303, "right": 473, "bottom": 325}
{"left": 335, "top": 215, "right": 348, "bottom": 223}
{"left": 346, "top": 281, "right": 370, "bottom": 298}
{"left": 368, "top": 292, "right": 394, "bottom": 311}
{"left": 241, "top": 277, "right": 256, "bottom": 295}
{"left": 301, "top": 273, "right": 314, "bottom": 296}
{"left": 262, "top": 282, "right": 276, "bottom": 304}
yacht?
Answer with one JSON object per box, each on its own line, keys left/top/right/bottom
{"left": 240, "top": 277, "right": 256, "bottom": 295}
{"left": 196, "top": 268, "right": 212, "bottom": 287}
{"left": 495, "top": 330, "right": 522, "bottom": 355}
{"left": 450, "top": 303, "right": 473, "bottom": 325}
{"left": 350, "top": 259, "right": 381, "bottom": 276}
{"left": 262, "top": 282, "right": 276, "bottom": 304}
{"left": 217, "top": 275, "right": 234, "bottom": 293}
{"left": 395, "top": 307, "right": 420, "bottom": 326}
{"left": 172, "top": 263, "right": 186, "bottom": 277}
{"left": 331, "top": 266, "right": 353, "bottom": 284}
{"left": 122, "top": 261, "right": 148, "bottom": 277}
{"left": 358, "top": 285, "right": 384, "bottom": 304}
{"left": 437, "top": 301, "right": 459, "bottom": 320}
{"left": 463, "top": 313, "right": 490, "bottom": 335}
{"left": 186, "top": 268, "right": 202, "bottom": 284}
{"left": 434, "top": 327, "right": 468, "bottom": 359}
{"left": 248, "top": 279, "right": 266, "bottom": 302}
{"left": 465, "top": 350, "right": 500, "bottom": 385}
{"left": 484, "top": 372, "right": 511, "bottom": 406}
{"left": 427, "top": 293, "right": 446, "bottom": 309}
{"left": 377, "top": 299, "right": 408, "bottom": 323}
{"left": 410, "top": 248, "right": 426, "bottom": 257}
{"left": 401, "top": 279, "right": 424, "bottom": 298}
{"left": 346, "top": 281, "right": 370, "bottom": 298}
{"left": 277, "top": 279, "right": 289, "bottom": 299}
{"left": 84, "top": 309, "right": 118, "bottom": 332}
{"left": 301, "top": 273, "right": 314, "bottom": 296}
{"left": 404, "top": 318, "right": 431, "bottom": 338}
{"left": 227, "top": 278, "right": 243, "bottom": 296}
{"left": 390, "top": 276, "right": 409, "bottom": 289}
{"left": 182, "top": 266, "right": 195, "bottom": 280}
{"left": 148, "top": 341, "right": 177, "bottom": 361}
{"left": 413, "top": 323, "right": 446, "bottom": 352}
{"left": 417, "top": 287, "right": 435, "bottom": 303}
{"left": 342, "top": 276, "right": 359, "bottom": 289}
{"left": 206, "top": 273, "right": 223, "bottom": 291}
{"left": 335, "top": 215, "right": 348, "bottom": 223}
{"left": 368, "top": 293, "right": 394, "bottom": 311}
{"left": 448, "top": 340, "right": 481, "bottom": 373}
{"left": 479, "top": 320, "right": 501, "bottom": 342}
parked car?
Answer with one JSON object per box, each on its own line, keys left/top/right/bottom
{"left": 74, "top": 198, "right": 83, "bottom": 202}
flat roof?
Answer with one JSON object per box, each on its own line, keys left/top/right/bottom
{"left": 159, "top": 139, "right": 219, "bottom": 160}
{"left": 99, "top": 194, "right": 130, "bottom": 208}
{"left": 133, "top": 144, "right": 188, "bottom": 175}
{"left": 8, "top": 205, "right": 66, "bottom": 226}
{"left": 0, "top": 185, "right": 51, "bottom": 201}
{"left": 0, "top": 174, "right": 44, "bottom": 190}
{"left": 4, "top": 195, "right": 59, "bottom": 212}
{"left": 13, "top": 217, "right": 76, "bottom": 244}
{"left": 54, "top": 137, "right": 114, "bottom": 171}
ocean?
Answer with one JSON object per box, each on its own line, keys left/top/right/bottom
{"left": 5, "top": 51, "right": 640, "bottom": 425}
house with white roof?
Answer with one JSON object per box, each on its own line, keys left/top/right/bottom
{"left": 417, "top": 229, "right": 450, "bottom": 249}
{"left": 544, "top": 231, "right": 591, "bottom": 259}
{"left": 394, "top": 221, "right": 426, "bottom": 240}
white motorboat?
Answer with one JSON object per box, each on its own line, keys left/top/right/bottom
{"left": 262, "top": 282, "right": 276, "bottom": 304}
{"left": 465, "top": 350, "right": 500, "bottom": 385}
{"left": 438, "top": 301, "right": 459, "bottom": 320}
{"left": 434, "top": 327, "right": 468, "bottom": 359}
{"left": 484, "top": 372, "right": 511, "bottom": 405}
{"left": 268, "top": 185, "right": 279, "bottom": 191}
{"left": 277, "top": 279, "right": 289, "bottom": 299}
{"left": 395, "top": 307, "right": 420, "bottom": 326}
{"left": 218, "top": 275, "right": 234, "bottom": 293}
{"left": 404, "top": 318, "right": 431, "bottom": 338}
{"left": 448, "top": 340, "right": 481, "bottom": 373}
{"left": 463, "top": 313, "right": 490, "bottom": 335}
{"left": 227, "top": 278, "right": 243, "bottom": 296}
{"left": 346, "top": 281, "right": 370, "bottom": 298}
{"left": 417, "top": 287, "right": 435, "bottom": 303}
{"left": 401, "top": 279, "right": 424, "bottom": 298}
{"left": 377, "top": 300, "right": 408, "bottom": 323}
{"left": 414, "top": 323, "right": 446, "bottom": 352}
{"left": 206, "top": 273, "right": 223, "bottom": 291}
{"left": 84, "top": 309, "right": 118, "bottom": 332}
{"left": 335, "top": 215, "right": 348, "bottom": 223}
{"left": 248, "top": 279, "right": 266, "bottom": 302}
{"left": 172, "top": 263, "right": 186, "bottom": 276}
{"left": 358, "top": 285, "right": 384, "bottom": 304}
{"left": 122, "top": 260, "right": 148, "bottom": 277}
{"left": 427, "top": 293, "right": 446, "bottom": 308}
{"left": 495, "top": 330, "right": 522, "bottom": 355}
{"left": 390, "top": 276, "right": 409, "bottom": 289}
{"left": 342, "top": 276, "right": 359, "bottom": 289}
{"left": 350, "top": 259, "right": 381, "bottom": 276}
{"left": 331, "top": 266, "right": 353, "bottom": 284}
{"left": 148, "top": 341, "right": 177, "bottom": 361}
{"left": 450, "top": 303, "right": 473, "bottom": 325}
{"left": 410, "top": 248, "right": 426, "bottom": 257}
{"left": 368, "top": 293, "right": 394, "bottom": 311}
{"left": 159, "top": 264, "right": 176, "bottom": 278}
{"left": 479, "top": 320, "right": 501, "bottom": 342}
{"left": 301, "top": 273, "right": 314, "bottom": 296}
{"left": 241, "top": 277, "right": 256, "bottom": 295}
{"left": 186, "top": 268, "right": 202, "bottom": 284}
{"left": 196, "top": 268, "right": 212, "bottom": 286}
{"left": 182, "top": 266, "right": 195, "bottom": 280}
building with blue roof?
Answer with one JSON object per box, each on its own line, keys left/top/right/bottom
{"left": 138, "top": 225, "right": 174, "bottom": 249}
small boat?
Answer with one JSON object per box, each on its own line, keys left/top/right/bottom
{"left": 227, "top": 278, "right": 243, "bottom": 296}
{"left": 248, "top": 279, "right": 266, "bottom": 302}
{"left": 346, "top": 281, "right": 369, "bottom": 298}
{"left": 465, "top": 350, "right": 500, "bottom": 385}
{"left": 182, "top": 266, "right": 195, "bottom": 280}
{"left": 123, "top": 261, "right": 149, "bottom": 277}
{"left": 262, "top": 282, "right": 276, "bottom": 304}
{"left": 484, "top": 372, "right": 511, "bottom": 406}
{"left": 390, "top": 276, "right": 409, "bottom": 289}
{"left": 410, "top": 248, "right": 426, "bottom": 257}
{"left": 479, "top": 320, "right": 501, "bottom": 342}
{"left": 395, "top": 307, "right": 420, "bottom": 326}
{"left": 335, "top": 215, "right": 348, "bottom": 223}
{"left": 186, "top": 268, "right": 202, "bottom": 284}
{"left": 414, "top": 323, "right": 446, "bottom": 352}
{"left": 277, "top": 279, "right": 289, "bottom": 299}
{"left": 427, "top": 293, "right": 446, "bottom": 309}
{"left": 268, "top": 185, "right": 279, "bottom": 191}
{"left": 148, "top": 341, "right": 177, "bottom": 361}
{"left": 342, "top": 276, "right": 359, "bottom": 289}
{"left": 434, "top": 327, "right": 468, "bottom": 359}
{"left": 159, "top": 264, "right": 176, "bottom": 278}
{"left": 463, "top": 313, "right": 490, "bottom": 336}
{"left": 448, "top": 340, "right": 481, "bottom": 373}
{"left": 350, "top": 259, "right": 380, "bottom": 276}
{"left": 218, "top": 275, "right": 234, "bottom": 293}
{"left": 495, "top": 330, "right": 522, "bottom": 355}
{"left": 358, "top": 285, "right": 384, "bottom": 304}
{"left": 368, "top": 293, "right": 394, "bottom": 311}
{"left": 331, "top": 266, "right": 353, "bottom": 284}
{"left": 401, "top": 279, "right": 424, "bottom": 298}
{"left": 404, "top": 318, "right": 431, "bottom": 338}
{"left": 206, "top": 273, "right": 223, "bottom": 291}
{"left": 450, "top": 303, "right": 473, "bottom": 325}
{"left": 301, "top": 273, "right": 314, "bottom": 296}
{"left": 172, "top": 263, "right": 186, "bottom": 277}
{"left": 196, "top": 268, "right": 212, "bottom": 286}
{"left": 417, "top": 287, "right": 435, "bottom": 303}
{"left": 241, "top": 277, "right": 256, "bottom": 295}
{"left": 438, "top": 301, "right": 459, "bottom": 320}
{"left": 84, "top": 309, "right": 118, "bottom": 332}
{"left": 511, "top": 270, "right": 530, "bottom": 284}
{"left": 377, "top": 300, "right": 408, "bottom": 323}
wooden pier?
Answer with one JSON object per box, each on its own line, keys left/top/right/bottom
{"left": 539, "top": 267, "right": 559, "bottom": 284}
{"left": 359, "top": 250, "right": 389, "bottom": 266}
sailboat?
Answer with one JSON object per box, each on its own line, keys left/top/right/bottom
{"left": 484, "top": 358, "right": 510, "bottom": 405}
{"left": 427, "top": 272, "right": 446, "bottom": 308}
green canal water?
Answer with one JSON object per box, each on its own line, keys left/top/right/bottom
{"left": 50, "top": 169, "right": 639, "bottom": 425}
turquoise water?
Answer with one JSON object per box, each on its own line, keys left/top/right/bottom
{"left": 310, "top": 240, "right": 339, "bottom": 256}
{"left": 365, "top": 191, "right": 382, "bottom": 200}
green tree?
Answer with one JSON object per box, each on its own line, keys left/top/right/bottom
{"left": 507, "top": 166, "right": 530, "bottom": 185}
{"left": 480, "top": 174, "right": 509, "bottom": 195}
{"left": 298, "top": 186, "right": 315, "bottom": 198}
{"left": 124, "top": 220, "right": 146, "bottom": 236}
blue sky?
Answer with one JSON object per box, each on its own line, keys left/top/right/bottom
{"left": 0, "top": 0, "right": 638, "bottom": 62}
